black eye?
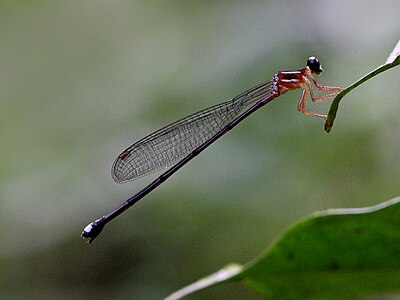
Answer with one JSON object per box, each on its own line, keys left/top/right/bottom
{"left": 307, "top": 56, "right": 323, "bottom": 74}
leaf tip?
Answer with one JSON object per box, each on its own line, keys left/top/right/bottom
{"left": 385, "top": 40, "right": 400, "bottom": 64}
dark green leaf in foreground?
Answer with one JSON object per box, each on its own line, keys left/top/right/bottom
{"left": 324, "top": 40, "right": 400, "bottom": 132}
{"left": 166, "top": 197, "right": 400, "bottom": 299}
{"left": 241, "top": 197, "right": 400, "bottom": 299}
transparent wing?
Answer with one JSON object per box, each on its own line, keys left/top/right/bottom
{"left": 112, "top": 80, "right": 273, "bottom": 183}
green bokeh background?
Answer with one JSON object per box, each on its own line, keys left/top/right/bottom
{"left": 1, "top": 1, "right": 399, "bottom": 299}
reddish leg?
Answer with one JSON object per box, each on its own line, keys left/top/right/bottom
{"left": 297, "top": 88, "right": 327, "bottom": 119}
{"left": 312, "top": 78, "right": 343, "bottom": 92}
{"left": 307, "top": 78, "right": 342, "bottom": 103}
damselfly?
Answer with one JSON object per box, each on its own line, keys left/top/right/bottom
{"left": 82, "top": 56, "right": 342, "bottom": 244}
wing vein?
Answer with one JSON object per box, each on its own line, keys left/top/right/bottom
{"left": 112, "top": 80, "right": 273, "bottom": 183}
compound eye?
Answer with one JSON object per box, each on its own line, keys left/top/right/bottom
{"left": 307, "top": 56, "right": 323, "bottom": 74}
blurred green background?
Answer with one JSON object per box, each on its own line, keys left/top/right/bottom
{"left": 1, "top": 1, "right": 399, "bottom": 299}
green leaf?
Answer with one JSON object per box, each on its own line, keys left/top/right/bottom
{"left": 164, "top": 264, "right": 242, "bottom": 300}
{"left": 324, "top": 40, "right": 400, "bottom": 132}
{"left": 166, "top": 197, "right": 400, "bottom": 299}
{"left": 386, "top": 40, "right": 400, "bottom": 64}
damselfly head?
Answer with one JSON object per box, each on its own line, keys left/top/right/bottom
{"left": 307, "top": 56, "right": 323, "bottom": 74}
